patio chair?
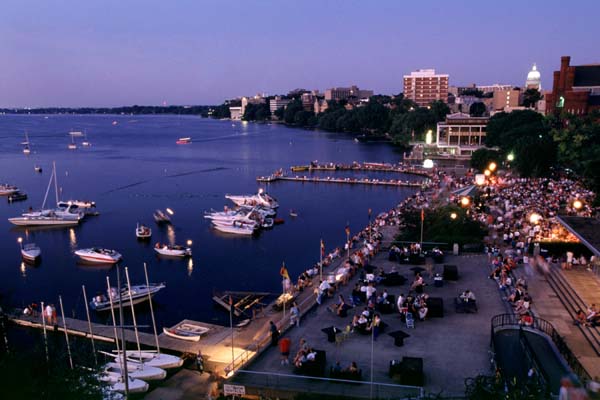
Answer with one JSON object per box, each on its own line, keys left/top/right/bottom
{"left": 405, "top": 312, "right": 415, "bottom": 329}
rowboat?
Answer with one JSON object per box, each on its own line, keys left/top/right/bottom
{"left": 154, "top": 243, "right": 191, "bottom": 257}
{"left": 89, "top": 283, "right": 166, "bottom": 311}
{"left": 136, "top": 223, "right": 152, "bottom": 239}
{"left": 75, "top": 248, "right": 122, "bottom": 264}
{"left": 0, "top": 184, "right": 19, "bottom": 196}
{"left": 162, "top": 323, "right": 209, "bottom": 342}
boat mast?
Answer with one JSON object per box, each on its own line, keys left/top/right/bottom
{"left": 41, "top": 163, "right": 55, "bottom": 209}
{"left": 58, "top": 295, "right": 74, "bottom": 369}
{"left": 53, "top": 161, "right": 59, "bottom": 206}
{"left": 116, "top": 265, "right": 130, "bottom": 396}
{"left": 143, "top": 263, "right": 161, "bottom": 353}
{"left": 81, "top": 285, "right": 97, "bottom": 365}
{"left": 124, "top": 267, "right": 143, "bottom": 361}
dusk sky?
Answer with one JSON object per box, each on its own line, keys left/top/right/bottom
{"left": 1, "top": 0, "right": 598, "bottom": 108}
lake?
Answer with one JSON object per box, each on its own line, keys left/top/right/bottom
{"left": 0, "top": 114, "right": 418, "bottom": 329}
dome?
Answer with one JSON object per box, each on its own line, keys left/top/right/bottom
{"left": 526, "top": 63, "right": 541, "bottom": 89}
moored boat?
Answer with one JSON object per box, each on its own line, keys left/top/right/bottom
{"left": 0, "top": 184, "right": 19, "bottom": 196}
{"left": 58, "top": 200, "right": 96, "bottom": 209}
{"left": 136, "top": 223, "right": 152, "bottom": 239}
{"left": 75, "top": 248, "right": 122, "bottom": 264}
{"left": 108, "top": 351, "right": 184, "bottom": 370}
{"left": 154, "top": 243, "right": 192, "bottom": 257}
{"left": 8, "top": 191, "right": 27, "bottom": 202}
{"left": 176, "top": 137, "right": 191, "bottom": 144}
{"left": 212, "top": 220, "right": 256, "bottom": 235}
{"left": 225, "top": 188, "right": 279, "bottom": 209}
{"left": 18, "top": 238, "right": 41, "bottom": 262}
{"left": 153, "top": 209, "right": 171, "bottom": 224}
{"left": 99, "top": 370, "right": 149, "bottom": 394}
{"left": 290, "top": 165, "right": 310, "bottom": 172}
{"left": 104, "top": 361, "right": 166, "bottom": 381}
{"left": 162, "top": 323, "right": 209, "bottom": 342}
{"left": 8, "top": 214, "right": 80, "bottom": 226}
{"left": 90, "top": 283, "right": 166, "bottom": 311}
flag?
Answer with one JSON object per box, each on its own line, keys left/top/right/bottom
{"left": 280, "top": 262, "right": 290, "bottom": 280}
{"left": 421, "top": 209, "right": 425, "bottom": 222}
{"left": 320, "top": 239, "right": 325, "bottom": 257}
{"left": 345, "top": 225, "right": 350, "bottom": 237}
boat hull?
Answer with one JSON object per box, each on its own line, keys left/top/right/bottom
{"left": 162, "top": 327, "right": 202, "bottom": 342}
{"left": 75, "top": 250, "right": 121, "bottom": 264}
{"left": 105, "top": 362, "right": 166, "bottom": 381}
{"left": 8, "top": 217, "right": 79, "bottom": 226}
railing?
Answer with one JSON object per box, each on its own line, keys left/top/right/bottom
{"left": 490, "top": 313, "right": 591, "bottom": 382}
{"left": 518, "top": 327, "right": 549, "bottom": 390}
{"left": 232, "top": 370, "right": 424, "bottom": 400}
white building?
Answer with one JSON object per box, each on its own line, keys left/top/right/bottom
{"left": 241, "top": 95, "right": 266, "bottom": 116}
{"left": 526, "top": 63, "right": 541, "bottom": 90}
{"left": 229, "top": 106, "right": 242, "bottom": 120}
{"left": 269, "top": 96, "right": 291, "bottom": 116}
{"left": 436, "top": 112, "right": 489, "bottom": 157}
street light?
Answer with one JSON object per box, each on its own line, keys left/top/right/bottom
{"left": 460, "top": 197, "right": 470, "bottom": 207}
{"left": 529, "top": 213, "right": 542, "bottom": 225}
{"left": 186, "top": 239, "right": 193, "bottom": 247}
{"left": 507, "top": 153, "right": 515, "bottom": 162}
{"left": 425, "top": 129, "right": 433, "bottom": 145}
{"left": 573, "top": 200, "right": 583, "bottom": 210}
{"left": 488, "top": 162, "right": 497, "bottom": 172}
{"left": 484, "top": 169, "right": 491, "bottom": 177}
{"left": 450, "top": 212, "right": 457, "bottom": 220}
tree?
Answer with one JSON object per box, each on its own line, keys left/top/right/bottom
{"left": 469, "top": 102, "right": 486, "bottom": 117}
{"left": 470, "top": 148, "right": 500, "bottom": 172}
{"left": 356, "top": 100, "right": 389, "bottom": 134}
{"left": 284, "top": 100, "right": 303, "bottom": 124}
{"left": 317, "top": 109, "right": 345, "bottom": 131}
{"left": 522, "top": 88, "right": 542, "bottom": 108}
{"left": 429, "top": 100, "right": 450, "bottom": 122}
{"left": 274, "top": 106, "right": 285, "bottom": 120}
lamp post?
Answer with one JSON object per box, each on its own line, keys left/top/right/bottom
{"left": 529, "top": 213, "right": 542, "bottom": 225}
{"left": 573, "top": 200, "right": 583, "bottom": 211}
{"left": 460, "top": 197, "right": 470, "bottom": 207}
{"left": 488, "top": 162, "right": 497, "bottom": 172}
{"left": 450, "top": 212, "right": 457, "bottom": 220}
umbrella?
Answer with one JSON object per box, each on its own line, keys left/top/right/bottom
{"left": 321, "top": 326, "right": 340, "bottom": 343}
{"left": 388, "top": 330, "right": 410, "bottom": 347}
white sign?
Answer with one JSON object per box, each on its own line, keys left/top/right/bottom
{"left": 223, "top": 384, "right": 246, "bottom": 396}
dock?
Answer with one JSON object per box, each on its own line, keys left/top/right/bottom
{"left": 257, "top": 175, "right": 427, "bottom": 187}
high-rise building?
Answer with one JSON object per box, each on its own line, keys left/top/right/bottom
{"left": 403, "top": 69, "right": 449, "bottom": 107}
{"left": 492, "top": 89, "right": 521, "bottom": 111}
{"left": 546, "top": 56, "right": 600, "bottom": 115}
{"left": 269, "top": 96, "right": 291, "bottom": 116}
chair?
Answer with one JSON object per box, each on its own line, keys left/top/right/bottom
{"left": 335, "top": 325, "right": 352, "bottom": 346}
{"left": 405, "top": 312, "right": 415, "bottom": 329}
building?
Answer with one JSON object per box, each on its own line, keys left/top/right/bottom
{"left": 435, "top": 113, "right": 488, "bottom": 157}
{"left": 229, "top": 106, "right": 242, "bottom": 120}
{"left": 492, "top": 88, "right": 521, "bottom": 111}
{"left": 403, "top": 69, "right": 449, "bottom": 107}
{"left": 526, "top": 63, "right": 542, "bottom": 90}
{"left": 324, "top": 85, "right": 373, "bottom": 102}
{"left": 546, "top": 56, "right": 600, "bottom": 115}
{"left": 477, "top": 84, "right": 514, "bottom": 94}
{"left": 269, "top": 96, "right": 291, "bottom": 116}
{"left": 241, "top": 95, "right": 266, "bottom": 116}
{"left": 314, "top": 99, "right": 329, "bottom": 114}
{"left": 301, "top": 93, "right": 315, "bottom": 111}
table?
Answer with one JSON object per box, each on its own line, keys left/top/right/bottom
{"left": 273, "top": 292, "right": 296, "bottom": 311}
{"left": 388, "top": 330, "right": 410, "bottom": 347}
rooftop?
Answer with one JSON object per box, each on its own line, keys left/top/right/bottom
{"left": 556, "top": 216, "right": 600, "bottom": 257}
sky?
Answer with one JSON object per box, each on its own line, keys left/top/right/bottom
{"left": 0, "top": 0, "right": 598, "bottom": 108}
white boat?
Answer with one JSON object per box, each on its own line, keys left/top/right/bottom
{"left": 18, "top": 240, "right": 41, "bottom": 262}
{"left": 9, "top": 214, "right": 80, "bottom": 226}
{"left": 238, "top": 204, "right": 277, "bottom": 217}
{"left": 154, "top": 243, "right": 191, "bottom": 257}
{"left": 104, "top": 361, "right": 166, "bottom": 381}
{"left": 0, "top": 184, "right": 19, "bottom": 196}
{"left": 75, "top": 248, "right": 122, "bottom": 264}
{"left": 225, "top": 188, "right": 279, "bottom": 209}
{"left": 107, "top": 351, "right": 184, "bottom": 370}
{"left": 162, "top": 323, "right": 209, "bottom": 342}
{"left": 212, "top": 220, "right": 256, "bottom": 235}
{"left": 136, "top": 223, "right": 152, "bottom": 239}
{"left": 58, "top": 200, "right": 96, "bottom": 209}
{"left": 90, "top": 283, "right": 166, "bottom": 311}
{"left": 176, "top": 137, "right": 191, "bottom": 144}
{"left": 99, "top": 370, "right": 149, "bottom": 394}
{"left": 34, "top": 166, "right": 42, "bottom": 173}
{"left": 69, "top": 130, "right": 84, "bottom": 137}
{"left": 22, "top": 131, "right": 31, "bottom": 154}
{"left": 82, "top": 131, "right": 91, "bottom": 147}
{"left": 68, "top": 133, "right": 77, "bottom": 150}
{"left": 153, "top": 209, "right": 171, "bottom": 224}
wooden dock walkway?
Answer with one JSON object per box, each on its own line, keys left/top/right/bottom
{"left": 256, "top": 175, "right": 427, "bottom": 187}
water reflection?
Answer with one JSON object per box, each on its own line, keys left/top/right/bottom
{"left": 166, "top": 224, "right": 175, "bottom": 246}
{"left": 69, "top": 228, "right": 77, "bottom": 251}
{"left": 187, "top": 258, "right": 194, "bottom": 276}
{"left": 20, "top": 262, "right": 26, "bottom": 277}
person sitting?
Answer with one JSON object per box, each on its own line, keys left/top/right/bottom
{"left": 410, "top": 273, "right": 424, "bottom": 292}
{"left": 459, "top": 290, "right": 476, "bottom": 302}
{"left": 574, "top": 309, "right": 588, "bottom": 326}
{"left": 519, "top": 312, "right": 534, "bottom": 327}
{"left": 329, "top": 294, "right": 349, "bottom": 317}
{"left": 352, "top": 313, "right": 369, "bottom": 332}
{"left": 346, "top": 361, "right": 359, "bottom": 374}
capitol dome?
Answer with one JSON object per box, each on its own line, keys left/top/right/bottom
{"left": 526, "top": 63, "right": 541, "bottom": 89}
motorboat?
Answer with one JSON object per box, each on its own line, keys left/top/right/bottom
{"left": 99, "top": 370, "right": 149, "bottom": 394}
{"left": 107, "top": 351, "right": 183, "bottom": 370}
{"left": 153, "top": 209, "right": 171, "bottom": 224}
{"left": 289, "top": 210, "right": 298, "bottom": 217}
{"left": 57, "top": 200, "right": 96, "bottom": 209}
{"left": 136, "top": 223, "right": 152, "bottom": 239}
{"left": 176, "top": 137, "right": 191, "bottom": 144}
{"left": 75, "top": 248, "right": 122, "bottom": 264}
{"left": 8, "top": 191, "right": 27, "bottom": 202}
{"left": 68, "top": 134, "right": 77, "bottom": 150}
{"left": 238, "top": 204, "right": 277, "bottom": 217}
{"left": 0, "top": 184, "right": 19, "bottom": 196}
{"left": 225, "top": 188, "right": 279, "bottom": 209}
{"left": 8, "top": 214, "right": 80, "bottom": 226}
{"left": 162, "top": 323, "right": 209, "bottom": 342}
{"left": 154, "top": 243, "right": 191, "bottom": 257}
{"left": 18, "top": 240, "right": 41, "bottom": 262}
{"left": 212, "top": 220, "right": 256, "bottom": 235}
{"left": 69, "top": 130, "right": 84, "bottom": 137}
{"left": 261, "top": 217, "right": 274, "bottom": 229}
{"left": 89, "top": 283, "right": 166, "bottom": 311}
{"left": 34, "top": 166, "right": 42, "bottom": 173}
{"left": 104, "top": 361, "right": 166, "bottom": 381}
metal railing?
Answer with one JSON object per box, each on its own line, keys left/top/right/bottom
{"left": 232, "top": 370, "right": 424, "bottom": 400}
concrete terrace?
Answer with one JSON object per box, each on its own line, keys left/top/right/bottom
{"left": 231, "top": 247, "right": 505, "bottom": 398}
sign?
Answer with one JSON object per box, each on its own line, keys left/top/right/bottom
{"left": 223, "top": 384, "right": 246, "bottom": 396}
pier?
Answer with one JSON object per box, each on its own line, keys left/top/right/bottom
{"left": 257, "top": 175, "right": 426, "bottom": 187}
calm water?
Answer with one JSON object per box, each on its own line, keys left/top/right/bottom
{"left": 0, "top": 115, "right": 417, "bottom": 329}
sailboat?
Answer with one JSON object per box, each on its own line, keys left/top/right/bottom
{"left": 82, "top": 130, "right": 91, "bottom": 147}
{"left": 22, "top": 131, "right": 31, "bottom": 155}
{"left": 68, "top": 131, "right": 78, "bottom": 150}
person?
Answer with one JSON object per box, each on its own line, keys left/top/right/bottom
{"left": 269, "top": 321, "right": 279, "bottom": 347}
{"left": 459, "top": 290, "right": 476, "bottom": 302}
{"left": 196, "top": 350, "right": 204, "bottom": 373}
{"left": 346, "top": 361, "right": 358, "bottom": 373}
{"left": 289, "top": 302, "right": 300, "bottom": 327}
{"left": 332, "top": 361, "right": 342, "bottom": 375}
{"left": 316, "top": 280, "right": 332, "bottom": 305}
{"left": 45, "top": 303, "right": 53, "bottom": 325}
{"left": 51, "top": 304, "right": 58, "bottom": 326}
{"left": 279, "top": 336, "right": 291, "bottom": 365}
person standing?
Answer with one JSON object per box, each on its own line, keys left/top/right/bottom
{"left": 45, "top": 303, "right": 53, "bottom": 325}
{"left": 269, "top": 321, "right": 279, "bottom": 347}
{"left": 290, "top": 302, "right": 300, "bottom": 327}
{"left": 279, "top": 336, "right": 291, "bottom": 365}
{"left": 196, "top": 350, "right": 204, "bottom": 374}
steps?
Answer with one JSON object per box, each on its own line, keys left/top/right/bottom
{"left": 545, "top": 266, "right": 600, "bottom": 356}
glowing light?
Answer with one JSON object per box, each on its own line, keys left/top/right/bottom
{"left": 460, "top": 197, "right": 470, "bottom": 207}
{"left": 69, "top": 228, "right": 77, "bottom": 250}
{"left": 484, "top": 169, "right": 491, "bottom": 177}
{"left": 573, "top": 200, "right": 583, "bottom": 210}
{"left": 17, "top": 237, "right": 23, "bottom": 244}
{"left": 450, "top": 212, "right": 457, "bottom": 220}
{"left": 475, "top": 174, "right": 485, "bottom": 185}
{"left": 166, "top": 208, "right": 174, "bottom": 215}
{"left": 20, "top": 262, "right": 26, "bottom": 276}
{"left": 529, "top": 213, "right": 542, "bottom": 225}
{"left": 423, "top": 159, "right": 434, "bottom": 169}
{"left": 186, "top": 239, "right": 193, "bottom": 246}
{"left": 187, "top": 258, "right": 194, "bottom": 276}
{"left": 507, "top": 153, "right": 515, "bottom": 162}
{"left": 488, "top": 162, "right": 497, "bottom": 172}
{"left": 425, "top": 130, "right": 433, "bottom": 145}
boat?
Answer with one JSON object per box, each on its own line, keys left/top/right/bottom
{"left": 290, "top": 165, "right": 310, "bottom": 172}
{"left": 225, "top": 188, "right": 279, "bottom": 209}
{"left": 68, "top": 133, "right": 77, "bottom": 150}
{"left": 238, "top": 204, "right": 277, "bottom": 217}
{"left": 99, "top": 370, "right": 149, "bottom": 394}
{"left": 82, "top": 131, "right": 91, "bottom": 147}
{"left": 89, "top": 283, "right": 166, "bottom": 311}
{"left": 75, "top": 248, "right": 122, "bottom": 264}
{"left": 103, "top": 361, "right": 166, "bottom": 381}
{"left": 34, "top": 166, "right": 42, "bottom": 173}
{"left": 107, "top": 350, "right": 183, "bottom": 370}
{"left": 153, "top": 209, "right": 171, "bottom": 224}
{"left": 69, "top": 130, "right": 84, "bottom": 137}
{"left": 289, "top": 210, "right": 298, "bottom": 217}
{"left": 8, "top": 191, "right": 27, "bottom": 202}
{"left": 212, "top": 220, "right": 256, "bottom": 235}
{"left": 162, "top": 323, "right": 209, "bottom": 342}
{"left": 261, "top": 217, "right": 274, "bottom": 229}
{"left": 9, "top": 213, "right": 80, "bottom": 226}
{"left": 57, "top": 200, "right": 96, "bottom": 209}
{"left": 18, "top": 239, "right": 41, "bottom": 262}
{"left": 22, "top": 131, "right": 31, "bottom": 154}
{"left": 176, "top": 137, "right": 191, "bottom": 144}
{"left": 136, "top": 223, "right": 152, "bottom": 239}
{"left": 154, "top": 243, "right": 192, "bottom": 257}
{"left": 273, "top": 218, "right": 285, "bottom": 225}
{"left": 0, "top": 184, "right": 19, "bottom": 196}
